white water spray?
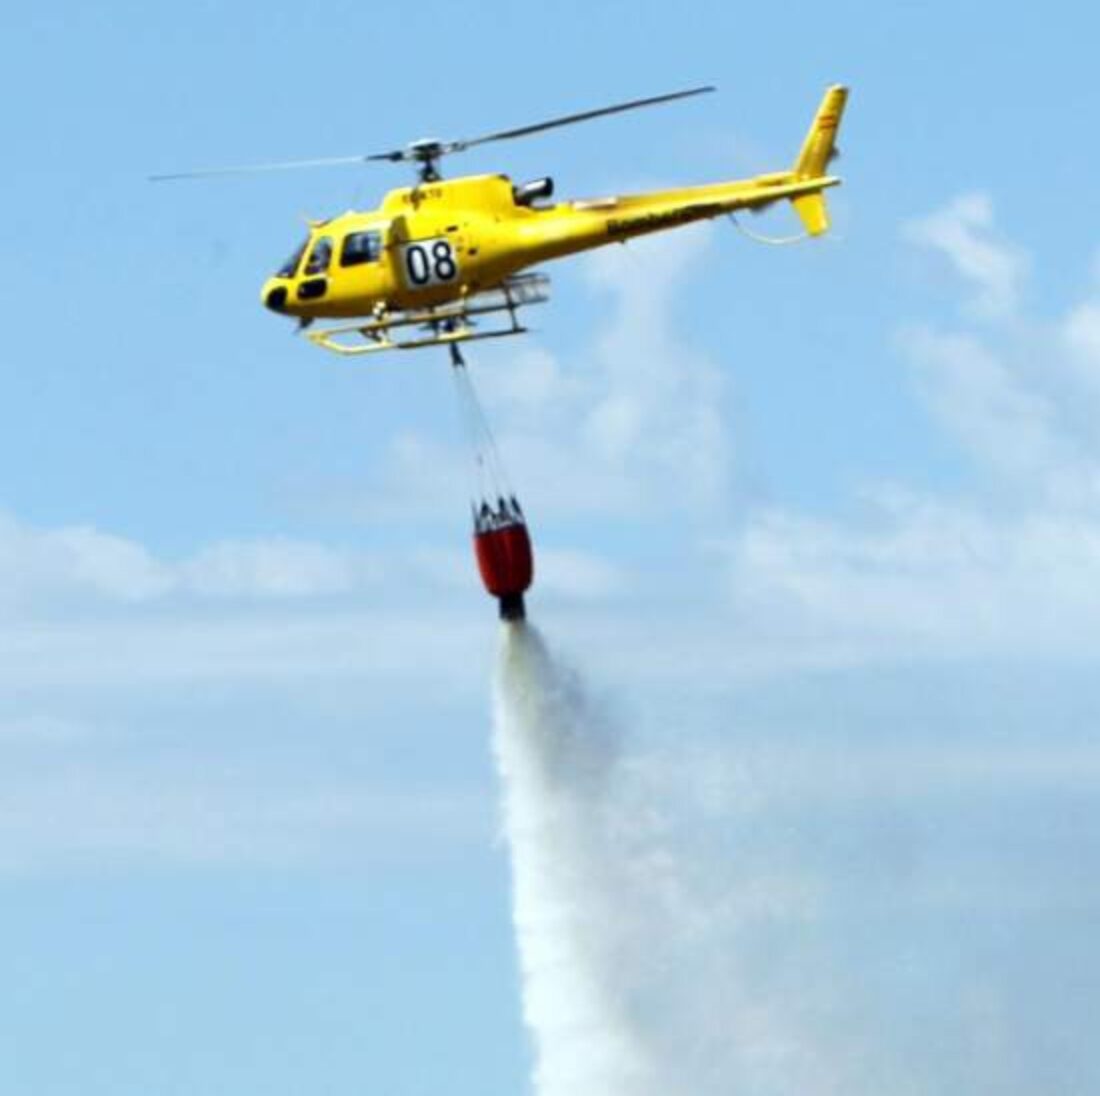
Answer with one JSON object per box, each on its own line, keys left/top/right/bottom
{"left": 492, "top": 622, "right": 661, "bottom": 1095}
{"left": 492, "top": 622, "right": 851, "bottom": 1096}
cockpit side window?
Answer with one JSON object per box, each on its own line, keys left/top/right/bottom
{"left": 340, "top": 230, "right": 383, "bottom": 267}
{"left": 277, "top": 241, "right": 307, "bottom": 278}
{"left": 304, "top": 236, "right": 334, "bottom": 276}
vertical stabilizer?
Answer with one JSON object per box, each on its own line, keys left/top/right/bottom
{"left": 794, "top": 84, "right": 848, "bottom": 180}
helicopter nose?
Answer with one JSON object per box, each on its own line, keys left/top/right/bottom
{"left": 264, "top": 283, "right": 289, "bottom": 313}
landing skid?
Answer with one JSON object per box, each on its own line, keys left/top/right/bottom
{"left": 305, "top": 273, "right": 550, "bottom": 356}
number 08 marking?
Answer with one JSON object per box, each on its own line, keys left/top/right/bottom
{"left": 402, "top": 238, "right": 459, "bottom": 287}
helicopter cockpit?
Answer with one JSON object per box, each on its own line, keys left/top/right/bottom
{"left": 265, "top": 226, "right": 386, "bottom": 314}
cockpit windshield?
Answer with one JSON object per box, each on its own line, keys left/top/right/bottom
{"left": 276, "top": 241, "right": 307, "bottom": 278}
{"left": 305, "top": 237, "right": 334, "bottom": 276}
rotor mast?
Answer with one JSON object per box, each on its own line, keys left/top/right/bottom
{"left": 407, "top": 140, "right": 447, "bottom": 183}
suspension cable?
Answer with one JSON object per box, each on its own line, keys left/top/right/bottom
{"left": 448, "top": 345, "right": 515, "bottom": 506}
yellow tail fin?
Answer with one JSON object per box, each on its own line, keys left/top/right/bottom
{"left": 789, "top": 84, "right": 848, "bottom": 236}
{"left": 795, "top": 84, "right": 848, "bottom": 179}
{"left": 791, "top": 193, "right": 830, "bottom": 236}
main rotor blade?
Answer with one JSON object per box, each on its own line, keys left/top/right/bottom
{"left": 149, "top": 153, "right": 384, "bottom": 182}
{"left": 453, "top": 85, "right": 716, "bottom": 152}
{"left": 149, "top": 85, "right": 716, "bottom": 182}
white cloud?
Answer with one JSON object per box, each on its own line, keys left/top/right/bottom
{"left": 702, "top": 195, "right": 1100, "bottom": 665}
{"left": 897, "top": 326, "right": 1100, "bottom": 505}
{"left": 182, "top": 538, "right": 368, "bottom": 597}
{"left": 903, "top": 192, "right": 1028, "bottom": 318}
{"left": 1061, "top": 300, "right": 1100, "bottom": 396}
{"left": 0, "top": 511, "right": 388, "bottom": 610}
{"left": 577, "top": 228, "right": 733, "bottom": 510}
{"left": 0, "top": 513, "right": 173, "bottom": 604}
{"left": 726, "top": 493, "right": 1100, "bottom": 659}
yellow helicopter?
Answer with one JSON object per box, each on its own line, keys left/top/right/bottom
{"left": 154, "top": 85, "right": 847, "bottom": 355}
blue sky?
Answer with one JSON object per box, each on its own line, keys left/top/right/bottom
{"left": 3, "top": 1, "right": 1100, "bottom": 1093}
